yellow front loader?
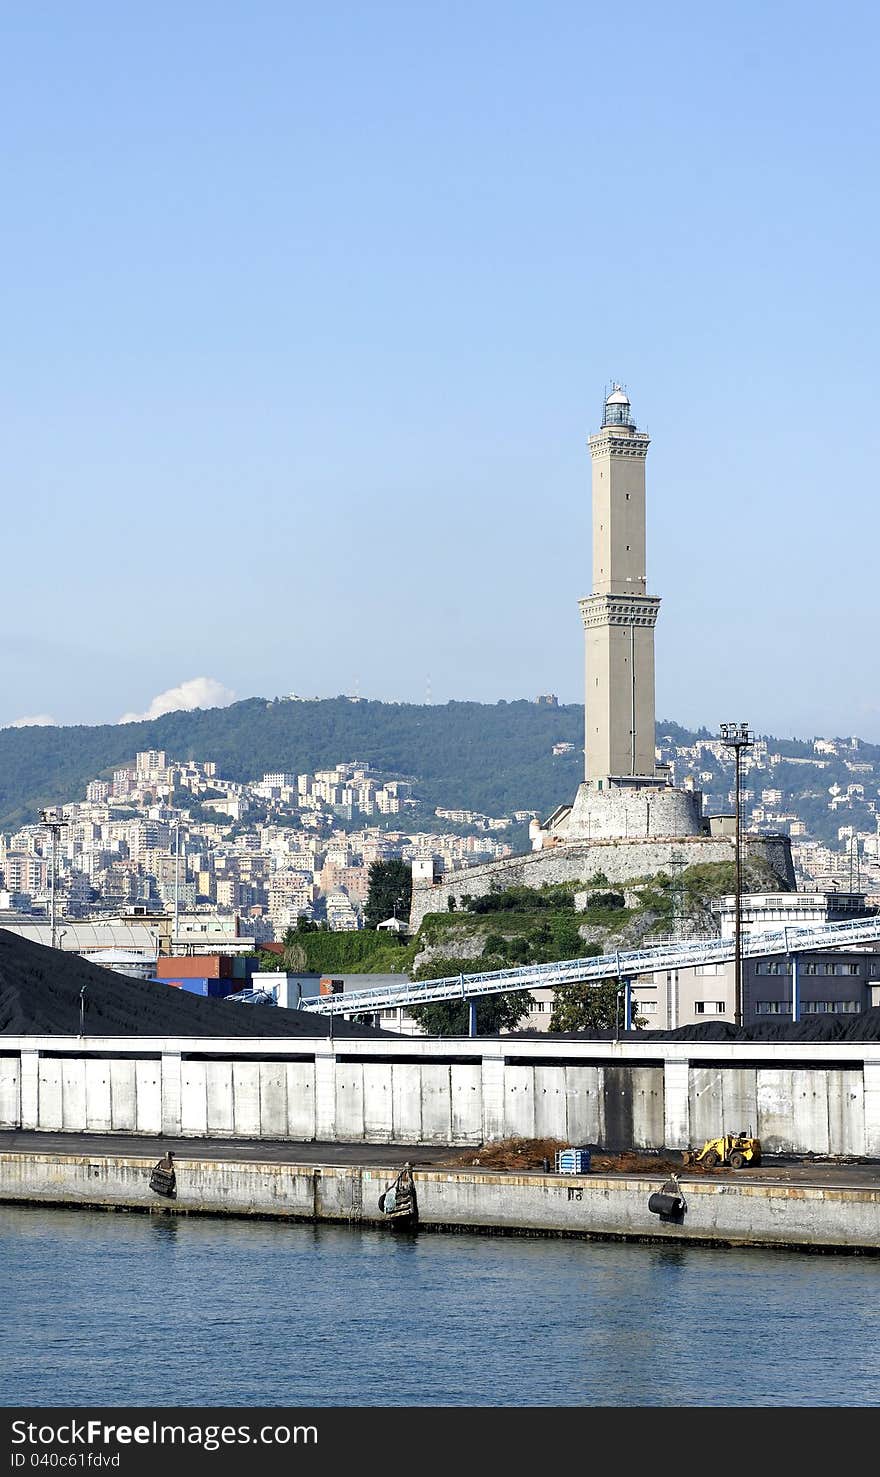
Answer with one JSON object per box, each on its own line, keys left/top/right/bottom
{"left": 681, "top": 1130, "right": 762, "bottom": 1169}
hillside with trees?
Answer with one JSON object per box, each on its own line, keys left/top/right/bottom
{"left": 0, "top": 695, "right": 587, "bottom": 829}
{"left": 3, "top": 696, "right": 878, "bottom": 851}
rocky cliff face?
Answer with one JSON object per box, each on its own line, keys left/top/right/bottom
{"left": 407, "top": 853, "right": 787, "bottom": 977}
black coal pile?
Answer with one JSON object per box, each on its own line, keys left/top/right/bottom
{"left": 633, "top": 1011, "right": 880, "bottom": 1043}
{"left": 0, "top": 929, "right": 390, "bottom": 1038}
{"left": 513, "top": 1011, "right": 880, "bottom": 1044}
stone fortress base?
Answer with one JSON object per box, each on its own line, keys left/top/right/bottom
{"left": 540, "top": 778, "right": 705, "bottom": 843}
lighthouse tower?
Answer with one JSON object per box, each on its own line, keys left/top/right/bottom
{"left": 580, "top": 385, "right": 659, "bottom": 784}
{"left": 538, "top": 384, "right": 704, "bottom": 843}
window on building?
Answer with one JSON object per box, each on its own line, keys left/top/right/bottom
{"left": 637, "top": 1001, "right": 658, "bottom": 1014}
{"left": 695, "top": 963, "right": 723, "bottom": 976}
{"left": 756, "top": 1001, "right": 788, "bottom": 1015}
{"left": 803, "top": 1001, "right": 833, "bottom": 1013}
{"left": 694, "top": 1001, "right": 726, "bottom": 1014}
{"left": 756, "top": 960, "right": 789, "bottom": 975}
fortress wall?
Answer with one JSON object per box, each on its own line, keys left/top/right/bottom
{"left": 410, "top": 835, "right": 795, "bottom": 931}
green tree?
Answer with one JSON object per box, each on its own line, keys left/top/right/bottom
{"left": 409, "top": 952, "right": 533, "bottom": 1034}
{"left": 549, "top": 916, "right": 585, "bottom": 959}
{"left": 280, "top": 927, "right": 308, "bottom": 971}
{"left": 364, "top": 858, "right": 412, "bottom": 929}
{"left": 549, "top": 978, "right": 645, "bottom": 1033}
{"left": 586, "top": 891, "right": 625, "bottom": 910}
{"left": 463, "top": 884, "right": 575, "bottom": 914}
{"left": 408, "top": 992, "right": 533, "bottom": 1036}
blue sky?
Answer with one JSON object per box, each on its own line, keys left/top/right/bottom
{"left": 3, "top": 2, "right": 879, "bottom": 740}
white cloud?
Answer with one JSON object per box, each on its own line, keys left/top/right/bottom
{"left": 3, "top": 714, "right": 57, "bottom": 728}
{"left": 119, "top": 677, "right": 236, "bottom": 725}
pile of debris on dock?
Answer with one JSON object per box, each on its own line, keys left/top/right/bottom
{"left": 440, "top": 1137, "right": 699, "bottom": 1176}
{"left": 0, "top": 928, "right": 390, "bottom": 1038}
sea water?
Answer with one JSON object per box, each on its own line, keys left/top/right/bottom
{"left": 3, "top": 1205, "right": 879, "bottom": 1407}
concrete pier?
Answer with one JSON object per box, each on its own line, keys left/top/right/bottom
{"left": 2, "top": 1148, "right": 880, "bottom": 1252}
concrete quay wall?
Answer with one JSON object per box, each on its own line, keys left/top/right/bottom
{"left": 3, "top": 1036, "right": 880, "bottom": 1158}
{"left": 2, "top": 1151, "right": 880, "bottom": 1252}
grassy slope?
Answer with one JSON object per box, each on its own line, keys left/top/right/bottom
{"left": 285, "top": 863, "right": 770, "bottom": 979}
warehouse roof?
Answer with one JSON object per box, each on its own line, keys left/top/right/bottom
{"left": 1, "top": 921, "right": 160, "bottom": 954}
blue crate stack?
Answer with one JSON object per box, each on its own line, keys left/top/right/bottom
{"left": 554, "top": 1147, "right": 591, "bottom": 1174}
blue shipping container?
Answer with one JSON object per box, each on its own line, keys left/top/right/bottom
{"left": 232, "top": 956, "right": 259, "bottom": 979}
{"left": 173, "top": 977, "right": 236, "bottom": 998}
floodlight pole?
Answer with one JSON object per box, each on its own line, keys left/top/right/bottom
{"left": 615, "top": 981, "right": 629, "bottom": 1042}
{"left": 40, "top": 809, "right": 66, "bottom": 952}
{"left": 172, "top": 820, "right": 180, "bottom": 954}
{"left": 719, "top": 723, "right": 755, "bottom": 1028}
{"left": 50, "top": 841, "right": 56, "bottom": 951}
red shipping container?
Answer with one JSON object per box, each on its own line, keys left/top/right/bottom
{"left": 155, "top": 955, "right": 233, "bottom": 979}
